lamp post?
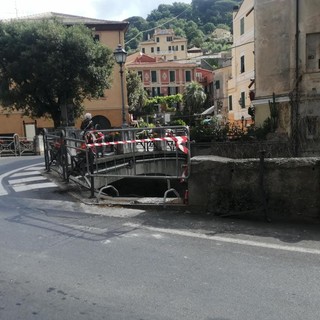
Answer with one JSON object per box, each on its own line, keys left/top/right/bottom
{"left": 113, "top": 44, "right": 128, "bottom": 127}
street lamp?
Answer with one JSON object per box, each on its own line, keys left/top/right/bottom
{"left": 113, "top": 44, "right": 127, "bottom": 127}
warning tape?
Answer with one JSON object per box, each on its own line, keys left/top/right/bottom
{"left": 86, "top": 135, "right": 189, "bottom": 154}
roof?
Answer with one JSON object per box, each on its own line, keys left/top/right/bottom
{"left": 3, "top": 12, "right": 129, "bottom": 31}
{"left": 188, "top": 46, "right": 202, "bottom": 53}
{"left": 201, "top": 106, "right": 215, "bottom": 115}
{"left": 127, "top": 61, "right": 197, "bottom": 69}
{"left": 126, "top": 53, "right": 159, "bottom": 64}
{"left": 126, "top": 52, "right": 144, "bottom": 64}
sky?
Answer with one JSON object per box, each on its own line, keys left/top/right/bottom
{"left": 1, "top": 0, "right": 192, "bottom": 21}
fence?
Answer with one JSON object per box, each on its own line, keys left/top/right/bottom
{"left": 43, "top": 126, "right": 190, "bottom": 202}
{"left": 0, "top": 134, "right": 38, "bottom": 157}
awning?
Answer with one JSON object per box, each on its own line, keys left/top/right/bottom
{"left": 201, "top": 106, "right": 215, "bottom": 115}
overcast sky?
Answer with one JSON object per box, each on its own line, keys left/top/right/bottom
{"left": 1, "top": 0, "right": 192, "bottom": 21}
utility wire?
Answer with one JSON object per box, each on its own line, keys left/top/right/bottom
{"left": 125, "top": 6, "right": 191, "bottom": 46}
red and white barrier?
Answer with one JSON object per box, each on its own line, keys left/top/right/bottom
{"left": 86, "top": 135, "right": 189, "bottom": 154}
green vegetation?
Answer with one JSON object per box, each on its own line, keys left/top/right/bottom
{"left": 182, "top": 81, "right": 207, "bottom": 124}
{"left": 0, "top": 19, "right": 114, "bottom": 127}
{"left": 126, "top": 70, "right": 148, "bottom": 113}
{"left": 124, "top": 0, "right": 241, "bottom": 53}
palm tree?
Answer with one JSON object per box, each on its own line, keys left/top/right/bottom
{"left": 182, "top": 81, "right": 207, "bottom": 124}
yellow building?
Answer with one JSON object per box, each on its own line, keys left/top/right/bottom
{"left": 227, "top": 0, "right": 254, "bottom": 126}
{"left": 252, "top": 0, "right": 320, "bottom": 155}
{"left": 213, "top": 59, "right": 232, "bottom": 124}
{"left": 139, "top": 28, "right": 188, "bottom": 62}
{"left": 0, "top": 13, "right": 129, "bottom": 138}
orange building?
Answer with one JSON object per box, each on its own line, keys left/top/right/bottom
{"left": 127, "top": 53, "right": 198, "bottom": 97}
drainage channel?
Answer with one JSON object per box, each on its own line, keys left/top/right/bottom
{"left": 97, "top": 177, "right": 188, "bottom": 207}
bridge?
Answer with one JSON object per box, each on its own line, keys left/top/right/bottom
{"left": 43, "top": 126, "right": 190, "bottom": 204}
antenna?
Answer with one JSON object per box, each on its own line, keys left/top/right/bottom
{"left": 15, "top": 0, "right": 18, "bottom": 17}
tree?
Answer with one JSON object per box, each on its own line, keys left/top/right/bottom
{"left": 126, "top": 70, "right": 147, "bottom": 113}
{"left": 185, "top": 21, "right": 205, "bottom": 47}
{"left": 123, "top": 0, "right": 242, "bottom": 52}
{"left": 124, "top": 27, "right": 143, "bottom": 52}
{"left": 203, "top": 22, "right": 215, "bottom": 34}
{"left": 182, "top": 81, "right": 207, "bottom": 121}
{"left": 0, "top": 19, "right": 114, "bottom": 128}
{"left": 191, "top": 0, "right": 240, "bottom": 27}
{"left": 124, "top": 16, "right": 148, "bottom": 51}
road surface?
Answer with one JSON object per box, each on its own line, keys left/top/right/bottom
{"left": 1, "top": 156, "right": 320, "bottom": 320}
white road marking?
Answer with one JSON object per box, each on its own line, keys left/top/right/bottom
{"left": 25, "top": 166, "right": 44, "bottom": 171}
{"left": 0, "top": 163, "right": 43, "bottom": 196}
{"left": 10, "top": 171, "right": 41, "bottom": 177}
{"left": 12, "top": 182, "right": 57, "bottom": 192}
{"left": 8, "top": 176, "right": 47, "bottom": 184}
{"left": 124, "top": 222, "right": 320, "bottom": 256}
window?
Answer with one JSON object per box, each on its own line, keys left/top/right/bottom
{"left": 228, "top": 95, "right": 233, "bottom": 111}
{"left": 151, "top": 71, "right": 157, "bottom": 83}
{"left": 215, "top": 80, "right": 220, "bottom": 89}
{"left": 169, "top": 71, "right": 175, "bottom": 82}
{"left": 176, "top": 45, "right": 178, "bottom": 51}
{"left": 306, "top": 33, "right": 320, "bottom": 73}
{"left": 306, "top": 116, "right": 318, "bottom": 138}
{"left": 142, "top": 48, "right": 145, "bottom": 54}
{"left": 157, "top": 47, "right": 160, "bottom": 52}
{"left": 93, "top": 34, "right": 100, "bottom": 42}
{"left": 151, "top": 47, "right": 154, "bottom": 53}
{"left": 152, "top": 87, "right": 160, "bottom": 96}
{"left": 168, "top": 46, "right": 172, "bottom": 51}
{"left": 240, "top": 55, "right": 245, "bottom": 73}
{"left": 181, "top": 45, "right": 185, "bottom": 51}
{"left": 156, "top": 37, "right": 160, "bottom": 42}
{"left": 167, "top": 36, "right": 173, "bottom": 41}
{"left": 168, "top": 87, "right": 178, "bottom": 95}
{"left": 240, "top": 92, "right": 246, "bottom": 108}
{"left": 138, "top": 71, "right": 143, "bottom": 80}
{"left": 185, "top": 70, "right": 191, "bottom": 82}
{"left": 240, "top": 17, "right": 245, "bottom": 35}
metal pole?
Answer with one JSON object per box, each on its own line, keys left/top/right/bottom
{"left": 119, "top": 63, "right": 126, "bottom": 127}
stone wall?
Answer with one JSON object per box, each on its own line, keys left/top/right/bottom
{"left": 188, "top": 155, "right": 320, "bottom": 221}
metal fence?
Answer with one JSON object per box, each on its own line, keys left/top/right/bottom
{"left": 43, "top": 126, "right": 190, "bottom": 202}
{"left": 0, "top": 134, "right": 37, "bottom": 157}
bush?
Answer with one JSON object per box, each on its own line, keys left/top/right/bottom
{"left": 190, "top": 120, "right": 227, "bottom": 142}
{"left": 169, "top": 119, "right": 186, "bottom": 126}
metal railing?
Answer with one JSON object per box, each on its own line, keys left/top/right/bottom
{"left": 0, "top": 134, "right": 37, "bottom": 157}
{"left": 43, "top": 126, "right": 190, "bottom": 203}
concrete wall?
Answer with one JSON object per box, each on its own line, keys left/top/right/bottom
{"left": 188, "top": 155, "right": 320, "bottom": 221}
{"left": 255, "top": 0, "right": 296, "bottom": 96}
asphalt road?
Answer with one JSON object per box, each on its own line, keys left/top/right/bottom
{"left": 1, "top": 156, "right": 320, "bottom": 320}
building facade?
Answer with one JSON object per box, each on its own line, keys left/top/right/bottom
{"left": 127, "top": 54, "right": 197, "bottom": 98}
{"left": 252, "top": 0, "right": 320, "bottom": 155}
{"left": 0, "top": 13, "right": 129, "bottom": 138}
{"left": 227, "top": 0, "right": 255, "bottom": 126}
{"left": 139, "top": 28, "right": 188, "bottom": 61}
{"left": 212, "top": 58, "right": 232, "bottom": 124}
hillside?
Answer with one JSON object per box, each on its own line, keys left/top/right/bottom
{"left": 124, "top": 0, "right": 242, "bottom": 53}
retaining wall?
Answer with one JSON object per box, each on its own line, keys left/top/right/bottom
{"left": 188, "top": 156, "right": 320, "bottom": 221}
